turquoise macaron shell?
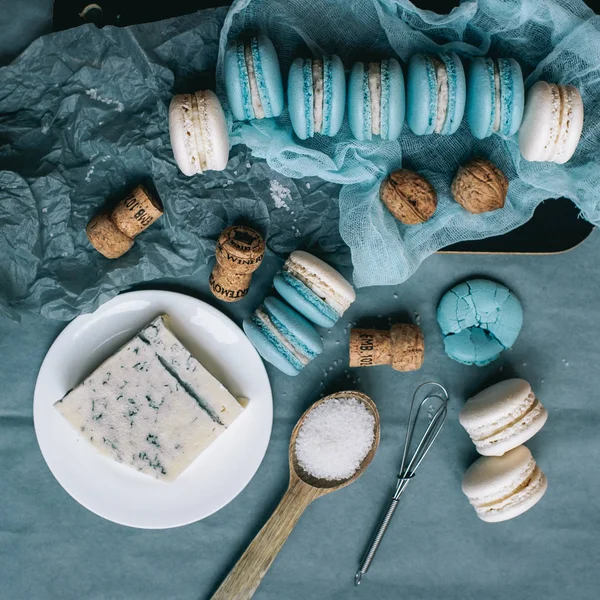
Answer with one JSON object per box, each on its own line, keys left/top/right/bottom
{"left": 347, "top": 58, "right": 405, "bottom": 141}
{"left": 499, "top": 58, "right": 524, "bottom": 136}
{"left": 407, "top": 53, "right": 465, "bottom": 135}
{"left": 467, "top": 58, "right": 524, "bottom": 138}
{"left": 243, "top": 296, "right": 323, "bottom": 376}
{"left": 437, "top": 279, "right": 523, "bottom": 366}
{"left": 223, "top": 35, "right": 284, "bottom": 121}
{"left": 273, "top": 271, "right": 339, "bottom": 328}
{"left": 288, "top": 55, "right": 346, "bottom": 140}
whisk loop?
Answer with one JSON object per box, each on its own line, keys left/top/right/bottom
{"left": 355, "top": 382, "right": 449, "bottom": 586}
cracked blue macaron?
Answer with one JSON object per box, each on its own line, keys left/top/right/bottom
{"left": 273, "top": 251, "right": 356, "bottom": 328}
{"left": 347, "top": 58, "right": 405, "bottom": 141}
{"left": 224, "top": 35, "right": 284, "bottom": 121}
{"left": 243, "top": 296, "right": 323, "bottom": 376}
{"left": 406, "top": 53, "right": 466, "bottom": 135}
{"left": 466, "top": 58, "right": 524, "bottom": 139}
{"left": 288, "top": 55, "right": 346, "bottom": 140}
{"left": 437, "top": 279, "right": 523, "bottom": 366}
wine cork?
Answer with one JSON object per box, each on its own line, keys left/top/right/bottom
{"left": 349, "top": 324, "right": 424, "bottom": 372}
{"left": 110, "top": 185, "right": 163, "bottom": 239}
{"left": 86, "top": 213, "right": 134, "bottom": 259}
{"left": 209, "top": 225, "right": 265, "bottom": 302}
{"left": 86, "top": 184, "right": 163, "bottom": 259}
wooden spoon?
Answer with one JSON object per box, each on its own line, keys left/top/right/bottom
{"left": 211, "top": 391, "right": 380, "bottom": 600}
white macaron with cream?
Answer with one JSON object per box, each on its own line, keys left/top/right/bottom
{"left": 518, "top": 81, "right": 584, "bottom": 164}
{"left": 169, "top": 90, "right": 229, "bottom": 176}
{"left": 459, "top": 379, "right": 547, "bottom": 456}
{"left": 462, "top": 445, "right": 548, "bottom": 523}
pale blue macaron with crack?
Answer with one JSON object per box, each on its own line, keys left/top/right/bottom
{"left": 347, "top": 58, "right": 405, "bottom": 141}
{"left": 224, "top": 35, "right": 284, "bottom": 121}
{"left": 466, "top": 58, "right": 524, "bottom": 139}
{"left": 437, "top": 279, "right": 523, "bottom": 366}
{"left": 287, "top": 55, "right": 346, "bottom": 140}
{"left": 406, "top": 53, "right": 466, "bottom": 135}
{"left": 243, "top": 296, "right": 323, "bottom": 376}
{"left": 273, "top": 251, "right": 356, "bottom": 328}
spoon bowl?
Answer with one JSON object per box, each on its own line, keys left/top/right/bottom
{"left": 289, "top": 391, "right": 380, "bottom": 491}
{"left": 212, "top": 390, "right": 380, "bottom": 600}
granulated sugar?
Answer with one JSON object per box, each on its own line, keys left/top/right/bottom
{"left": 295, "top": 397, "right": 375, "bottom": 481}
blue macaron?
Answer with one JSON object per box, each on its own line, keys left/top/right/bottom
{"left": 287, "top": 55, "right": 346, "bottom": 140}
{"left": 466, "top": 57, "right": 525, "bottom": 139}
{"left": 437, "top": 279, "right": 523, "bottom": 367}
{"left": 347, "top": 59, "right": 405, "bottom": 141}
{"left": 272, "top": 251, "right": 356, "bottom": 328}
{"left": 406, "top": 53, "right": 466, "bottom": 135}
{"left": 224, "top": 35, "right": 284, "bottom": 121}
{"left": 243, "top": 296, "right": 324, "bottom": 376}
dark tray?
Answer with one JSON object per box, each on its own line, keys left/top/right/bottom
{"left": 52, "top": 0, "right": 596, "bottom": 254}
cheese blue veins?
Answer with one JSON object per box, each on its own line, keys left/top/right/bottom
{"left": 54, "top": 315, "right": 244, "bottom": 481}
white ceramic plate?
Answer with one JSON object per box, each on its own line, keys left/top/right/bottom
{"left": 34, "top": 290, "right": 272, "bottom": 529}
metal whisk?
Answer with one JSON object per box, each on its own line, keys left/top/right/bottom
{"left": 355, "top": 382, "right": 449, "bottom": 586}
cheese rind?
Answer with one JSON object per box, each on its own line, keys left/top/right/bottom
{"left": 54, "top": 315, "right": 243, "bottom": 481}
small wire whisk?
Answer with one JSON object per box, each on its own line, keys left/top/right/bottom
{"left": 355, "top": 382, "right": 449, "bottom": 586}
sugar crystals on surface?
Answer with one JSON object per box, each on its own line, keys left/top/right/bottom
{"left": 269, "top": 179, "right": 292, "bottom": 210}
{"left": 295, "top": 397, "right": 375, "bottom": 481}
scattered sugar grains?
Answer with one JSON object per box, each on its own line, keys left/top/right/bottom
{"left": 295, "top": 397, "right": 375, "bottom": 481}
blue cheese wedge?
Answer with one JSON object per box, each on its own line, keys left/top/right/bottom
{"left": 54, "top": 315, "right": 244, "bottom": 482}
{"left": 139, "top": 316, "right": 244, "bottom": 427}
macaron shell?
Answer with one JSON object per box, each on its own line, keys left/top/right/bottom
{"left": 223, "top": 40, "right": 253, "bottom": 121}
{"left": 554, "top": 85, "right": 584, "bottom": 164}
{"left": 407, "top": 54, "right": 437, "bottom": 135}
{"left": 288, "top": 58, "right": 311, "bottom": 140}
{"left": 441, "top": 53, "right": 466, "bottom": 135}
{"left": 287, "top": 250, "right": 356, "bottom": 310}
{"left": 169, "top": 94, "right": 198, "bottom": 176}
{"left": 254, "top": 35, "right": 284, "bottom": 118}
{"left": 242, "top": 317, "right": 300, "bottom": 376}
{"left": 326, "top": 55, "right": 347, "bottom": 137}
{"left": 348, "top": 62, "right": 371, "bottom": 141}
{"left": 466, "top": 57, "right": 495, "bottom": 139}
{"left": 443, "top": 327, "right": 504, "bottom": 366}
{"left": 273, "top": 274, "right": 338, "bottom": 328}
{"left": 263, "top": 296, "right": 324, "bottom": 355}
{"left": 200, "top": 90, "right": 230, "bottom": 171}
{"left": 518, "top": 80, "right": 556, "bottom": 161}
{"left": 499, "top": 58, "right": 524, "bottom": 136}
{"left": 382, "top": 58, "right": 405, "bottom": 141}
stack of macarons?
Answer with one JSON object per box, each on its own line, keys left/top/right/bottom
{"left": 218, "top": 34, "right": 584, "bottom": 163}
{"left": 243, "top": 251, "right": 356, "bottom": 375}
{"left": 460, "top": 379, "right": 549, "bottom": 522}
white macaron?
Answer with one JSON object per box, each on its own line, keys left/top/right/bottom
{"left": 169, "top": 90, "right": 229, "bottom": 176}
{"left": 459, "top": 378, "right": 547, "bottom": 456}
{"left": 518, "top": 81, "right": 583, "bottom": 164}
{"left": 462, "top": 445, "right": 548, "bottom": 523}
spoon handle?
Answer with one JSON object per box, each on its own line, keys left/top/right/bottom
{"left": 211, "top": 477, "right": 319, "bottom": 600}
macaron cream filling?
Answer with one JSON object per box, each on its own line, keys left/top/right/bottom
{"left": 191, "top": 92, "right": 210, "bottom": 172}
{"left": 433, "top": 58, "right": 449, "bottom": 134}
{"left": 492, "top": 61, "right": 502, "bottom": 133}
{"left": 176, "top": 95, "right": 201, "bottom": 174}
{"left": 251, "top": 307, "right": 314, "bottom": 371}
{"left": 554, "top": 85, "right": 574, "bottom": 161}
{"left": 368, "top": 62, "right": 382, "bottom": 136}
{"left": 279, "top": 271, "right": 339, "bottom": 323}
{"left": 312, "top": 59, "right": 324, "bottom": 134}
{"left": 243, "top": 41, "right": 265, "bottom": 119}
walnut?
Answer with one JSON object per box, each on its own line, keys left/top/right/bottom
{"left": 379, "top": 169, "right": 438, "bottom": 225}
{"left": 451, "top": 158, "right": 508, "bottom": 214}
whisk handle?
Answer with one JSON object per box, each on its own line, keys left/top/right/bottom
{"left": 355, "top": 497, "right": 400, "bottom": 586}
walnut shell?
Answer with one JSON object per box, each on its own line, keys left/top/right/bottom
{"left": 451, "top": 158, "right": 508, "bottom": 214}
{"left": 379, "top": 169, "right": 438, "bottom": 225}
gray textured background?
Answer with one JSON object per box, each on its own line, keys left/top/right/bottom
{"left": 2, "top": 235, "right": 600, "bottom": 599}
{"left": 1, "top": 2, "right": 600, "bottom": 599}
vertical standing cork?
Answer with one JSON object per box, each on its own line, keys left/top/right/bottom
{"left": 209, "top": 225, "right": 265, "bottom": 302}
{"left": 86, "top": 184, "right": 163, "bottom": 259}
{"left": 349, "top": 324, "right": 424, "bottom": 371}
